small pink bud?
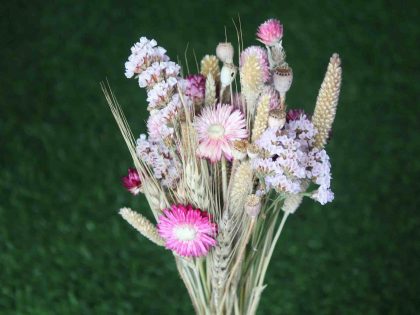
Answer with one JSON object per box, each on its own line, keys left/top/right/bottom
{"left": 122, "top": 168, "right": 142, "bottom": 195}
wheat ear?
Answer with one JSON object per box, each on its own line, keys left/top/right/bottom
{"left": 204, "top": 73, "right": 217, "bottom": 107}
{"left": 119, "top": 207, "right": 164, "bottom": 246}
{"left": 230, "top": 160, "right": 254, "bottom": 211}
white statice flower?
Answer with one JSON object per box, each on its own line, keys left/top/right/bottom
{"left": 136, "top": 134, "right": 180, "bottom": 188}
{"left": 251, "top": 114, "right": 334, "bottom": 204}
{"left": 124, "top": 37, "right": 169, "bottom": 78}
{"left": 138, "top": 61, "right": 181, "bottom": 88}
{"left": 311, "top": 187, "right": 334, "bottom": 205}
{"left": 147, "top": 112, "right": 174, "bottom": 141}
{"left": 146, "top": 77, "right": 178, "bottom": 110}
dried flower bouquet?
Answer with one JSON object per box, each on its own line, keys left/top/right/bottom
{"left": 102, "top": 18, "right": 342, "bottom": 315}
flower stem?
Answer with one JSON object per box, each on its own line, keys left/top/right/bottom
{"left": 221, "top": 156, "right": 228, "bottom": 202}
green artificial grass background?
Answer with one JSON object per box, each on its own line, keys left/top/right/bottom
{"left": 1, "top": 0, "right": 419, "bottom": 314}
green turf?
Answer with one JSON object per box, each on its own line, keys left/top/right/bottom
{"left": 1, "top": 0, "right": 419, "bottom": 314}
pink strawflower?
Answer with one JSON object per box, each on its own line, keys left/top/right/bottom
{"left": 195, "top": 104, "right": 248, "bottom": 162}
{"left": 157, "top": 204, "right": 217, "bottom": 257}
{"left": 257, "top": 19, "right": 283, "bottom": 46}
{"left": 122, "top": 168, "right": 142, "bottom": 195}
{"left": 185, "top": 74, "right": 206, "bottom": 105}
{"left": 286, "top": 109, "right": 307, "bottom": 122}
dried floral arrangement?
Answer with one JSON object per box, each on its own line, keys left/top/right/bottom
{"left": 102, "top": 18, "right": 342, "bottom": 315}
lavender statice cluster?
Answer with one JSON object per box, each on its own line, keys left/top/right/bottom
{"left": 136, "top": 135, "right": 180, "bottom": 188}
{"left": 125, "top": 37, "right": 184, "bottom": 141}
{"left": 252, "top": 113, "right": 334, "bottom": 205}
{"left": 125, "top": 37, "right": 186, "bottom": 187}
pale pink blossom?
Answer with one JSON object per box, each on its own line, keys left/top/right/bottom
{"left": 124, "top": 37, "right": 169, "bottom": 78}
{"left": 157, "top": 204, "right": 217, "bottom": 257}
{"left": 195, "top": 104, "right": 248, "bottom": 162}
{"left": 257, "top": 19, "right": 283, "bottom": 46}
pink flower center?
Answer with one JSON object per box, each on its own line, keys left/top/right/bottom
{"left": 207, "top": 124, "right": 225, "bottom": 139}
{"left": 174, "top": 224, "right": 197, "bottom": 241}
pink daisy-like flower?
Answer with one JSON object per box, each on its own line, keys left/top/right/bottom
{"left": 257, "top": 19, "right": 283, "bottom": 46}
{"left": 185, "top": 74, "right": 206, "bottom": 105}
{"left": 195, "top": 104, "right": 248, "bottom": 162}
{"left": 122, "top": 168, "right": 142, "bottom": 195}
{"left": 157, "top": 204, "right": 217, "bottom": 257}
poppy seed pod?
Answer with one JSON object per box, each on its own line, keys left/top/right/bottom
{"left": 216, "top": 42, "right": 234, "bottom": 64}
{"left": 273, "top": 66, "right": 293, "bottom": 96}
{"left": 220, "top": 63, "right": 237, "bottom": 88}
{"left": 268, "top": 109, "right": 286, "bottom": 129}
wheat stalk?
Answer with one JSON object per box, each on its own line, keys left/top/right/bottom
{"left": 204, "top": 73, "right": 216, "bottom": 107}
{"left": 119, "top": 207, "right": 164, "bottom": 246}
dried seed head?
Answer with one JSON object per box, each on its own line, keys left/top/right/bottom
{"left": 247, "top": 143, "right": 260, "bottom": 159}
{"left": 119, "top": 207, "right": 165, "bottom": 246}
{"left": 312, "top": 53, "right": 342, "bottom": 148}
{"left": 268, "top": 109, "right": 286, "bottom": 129}
{"left": 230, "top": 161, "right": 254, "bottom": 210}
{"left": 245, "top": 194, "right": 261, "bottom": 217}
{"left": 252, "top": 94, "right": 270, "bottom": 142}
{"left": 220, "top": 63, "right": 237, "bottom": 88}
{"left": 200, "top": 55, "right": 220, "bottom": 82}
{"left": 273, "top": 66, "right": 293, "bottom": 96}
{"left": 204, "top": 73, "right": 216, "bottom": 107}
{"left": 232, "top": 140, "right": 248, "bottom": 160}
{"left": 216, "top": 42, "right": 234, "bottom": 64}
{"left": 282, "top": 194, "right": 303, "bottom": 214}
{"left": 240, "top": 47, "right": 269, "bottom": 94}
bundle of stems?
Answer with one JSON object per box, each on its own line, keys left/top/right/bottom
{"left": 103, "top": 17, "right": 342, "bottom": 315}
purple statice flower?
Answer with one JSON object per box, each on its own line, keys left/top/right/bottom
{"left": 251, "top": 115, "right": 334, "bottom": 204}
{"left": 136, "top": 134, "right": 180, "bottom": 188}
{"left": 122, "top": 168, "right": 142, "bottom": 195}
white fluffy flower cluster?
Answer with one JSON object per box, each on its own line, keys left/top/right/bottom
{"left": 125, "top": 37, "right": 187, "bottom": 142}
{"left": 251, "top": 114, "right": 334, "bottom": 204}
{"left": 125, "top": 37, "right": 169, "bottom": 78}
{"left": 136, "top": 134, "right": 180, "bottom": 188}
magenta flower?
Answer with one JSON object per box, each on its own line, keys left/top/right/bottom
{"left": 195, "top": 104, "right": 248, "bottom": 162}
{"left": 286, "top": 109, "right": 307, "bottom": 122}
{"left": 122, "top": 168, "right": 142, "bottom": 195}
{"left": 256, "top": 19, "right": 283, "bottom": 46}
{"left": 157, "top": 204, "right": 217, "bottom": 257}
{"left": 185, "top": 74, "right": 206, "bottom": 104}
